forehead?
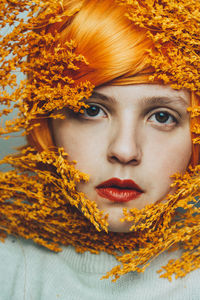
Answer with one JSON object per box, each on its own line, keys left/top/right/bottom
{"left": 94, "top": 84, "right": 190, "bottom": 106}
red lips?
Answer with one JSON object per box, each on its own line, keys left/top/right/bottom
{"left": 96, "top": 177, "right": 143, "bottom": 203}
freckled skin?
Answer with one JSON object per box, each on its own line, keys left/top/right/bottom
{"left": 52, "top": 84, "right": 192, "bottom": 232}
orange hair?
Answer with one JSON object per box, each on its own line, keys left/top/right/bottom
{"left": 28, "top": 0, "right": 199, "bottom": 166}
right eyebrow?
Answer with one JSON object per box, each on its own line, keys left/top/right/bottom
{"left": 85, "top": 91, "right": 116, "bottom": 104}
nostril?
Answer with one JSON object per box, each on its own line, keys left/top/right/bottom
{"left": 108, "top": 155, "right": 140, "bottom": 165}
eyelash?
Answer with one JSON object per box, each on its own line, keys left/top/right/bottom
{"left": 79, "top": 104, "right": 179, "bottom": 127}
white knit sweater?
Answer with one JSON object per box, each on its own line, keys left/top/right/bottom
{"left": 0, "top": 235, "right": 199, "bottom": 300}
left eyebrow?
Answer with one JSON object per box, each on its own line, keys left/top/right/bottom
{"left": 141, "top": 96, "right": 189, "bottom": 108}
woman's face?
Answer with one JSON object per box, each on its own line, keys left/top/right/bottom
{"left": 52, "top": 84, "right": 192, "bottom": 232}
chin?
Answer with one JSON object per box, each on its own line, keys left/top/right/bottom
{"left": 107, "top": 215, "right": 134, "bottom": 233}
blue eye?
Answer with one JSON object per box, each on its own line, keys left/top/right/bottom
{"left": 85, "top": 105, "right": 100, "bottom": 116}
{"left": 82, "top": 104, "right": 106, "bottom": 118}
{"left": 149, "top": 111, "right": 176, "bottom": 125}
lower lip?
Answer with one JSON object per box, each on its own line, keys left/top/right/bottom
{"left": 96, "top": 187, "right": 142, "bottom": 203}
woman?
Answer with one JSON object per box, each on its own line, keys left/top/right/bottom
{"left": 0, "top": 0, "right": 199, "bottom": 299}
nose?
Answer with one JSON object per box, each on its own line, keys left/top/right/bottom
{"left": 107, "top": 120, "right": 142, "bottom": 165}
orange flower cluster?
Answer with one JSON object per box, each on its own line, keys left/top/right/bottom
{"left": 117, "top": 0, "right": 200, "bottom": 93}
{"left": 0, "top": 0, "right": 199, "bottom": 282}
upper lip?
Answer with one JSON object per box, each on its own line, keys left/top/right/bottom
{"left": 96, "top": 177, "right": 143, "bottom": 192}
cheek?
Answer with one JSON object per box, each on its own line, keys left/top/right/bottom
{"left": 52, "top": 120, "right": 106, "bottom": 172}
{"left": 145, "top": 129, "right": 192, "bottom": 177}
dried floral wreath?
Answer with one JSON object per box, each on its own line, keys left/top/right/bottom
{"left": 0, "top": 0, "right": 200, "bottom": 282}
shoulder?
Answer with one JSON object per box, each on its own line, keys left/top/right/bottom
{"left": 139, "top": 251, "right": 200, "bottom": 300}
{"left": 0, "top": 235, "right": 56, "bottom": 299}
{"left": 0, "top": 235, "right": 27, "bottom": 299}
{"left": 0, "top": 235, "right": 24, "bottom": 272}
